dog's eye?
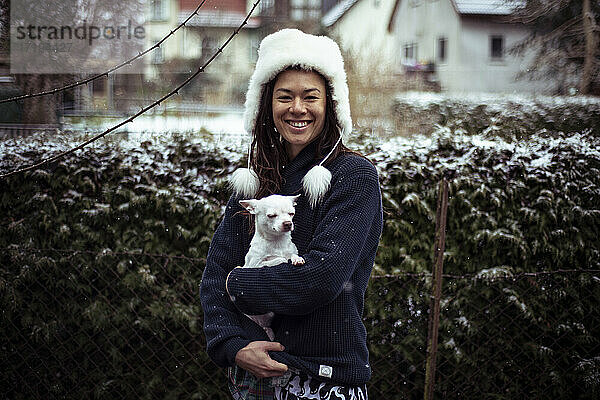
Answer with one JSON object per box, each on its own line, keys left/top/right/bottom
{"left": 267, "top": 214, "right": 276, "bottom": 218}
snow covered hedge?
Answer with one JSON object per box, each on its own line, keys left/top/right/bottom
{"left": 394, "top": 92, "right": 600, "bottom": 138}
{"left": 372, "top": 128, "right": 600, "bottom": 276}
{"left": 1, "top": 122, "right": 599, "bottom": 397}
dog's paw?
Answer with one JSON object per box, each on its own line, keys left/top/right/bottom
{"left": 291, "top": 255, "right": 305, "bottom": 265}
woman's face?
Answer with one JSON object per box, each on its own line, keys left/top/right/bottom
{"left": 272, "top": 69, "right": 326, "bottom": 160}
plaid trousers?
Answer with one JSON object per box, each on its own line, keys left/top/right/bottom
{"left": 228, "top": 365, "right": 368, "bottom": 400}
{"left": 228, "top": 365, "right": 274, "bottom": 400}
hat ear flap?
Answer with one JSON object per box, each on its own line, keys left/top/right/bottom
{"left": 229, "top": 168, "right": 259, "bottom": 198}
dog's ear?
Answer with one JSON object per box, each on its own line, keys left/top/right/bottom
{"left": 290, "top": 194, "right": 301, "bottom": 206}
{"left": 239, "top": 199, "right": 258, "bottom": 214}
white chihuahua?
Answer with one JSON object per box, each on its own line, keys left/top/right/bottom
{"left": 238, "top": 194, "right": 305, "bottom": 340}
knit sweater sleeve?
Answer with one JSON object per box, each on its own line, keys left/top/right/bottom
{"left": 199, "top": 195, "right": 253, "bottom": 367}
{"left": 226, "top": 160, "right": 382, "bottom": 316}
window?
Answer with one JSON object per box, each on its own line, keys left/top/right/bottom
{"left": 438, "top": 37, "right": 447, "bottom": 63}
{"left": 490, "top": 35, "right": 504, "bottom": 60}
{"left": 151, "top": 0, "right": 168, "bottom": 21}
{"left": 250, "top": 36, "right": 259, "bottom": 63}
{"left": 291, "top": 8, "right": 304, "bottom": 21}
{"left": 290, "top": 0, "right": 321, "bottom": 21}
{"left": 180, "top": 27, "right": 187, "bottom": 57}
{"left": 152, "top": 40, "right": 164, "bottom": 64}
{"left": 93, "top": 76, "right": 106, "bottom": 93}
{"left": 260, "top": 0, "right": 275, "bottom": 15}
{"left": 404, "top": 43, "right": 417, "bottom": 62}
{"left": 308, "top": 8, "right": 320, "bottom": 19}
{"left": 202, "top": 37, "right": 217, "bottom": 63}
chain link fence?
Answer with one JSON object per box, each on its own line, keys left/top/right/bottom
{"left": 1, "top": 246, "right": 599, "bottom": 399}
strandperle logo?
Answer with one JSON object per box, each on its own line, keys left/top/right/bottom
{"left": 14, "top": 20, "right": 145, "bottom": 46}
{"left": 10, "top": 0, "right": 146, "bottom": 74}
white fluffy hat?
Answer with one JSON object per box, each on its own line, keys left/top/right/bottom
{"left": 231, "top": 29, "right": 352, "bottom": 207}
{"left": 243, "top": 28, "right": 352, "bottom": 138}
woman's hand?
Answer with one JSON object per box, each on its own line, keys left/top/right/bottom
{"left": 235, "top": 341, "right": 288, "bottom": 378}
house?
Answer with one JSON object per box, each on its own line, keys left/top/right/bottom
{"left": 387, "top": 0, "right": 552, "bottom": 93}
{"left": 325, "top": 0, "right": 554, "bottom": 94}
{"left": 139, "top": 0, "right": 338, "bottom": 106}
{"left": 322, "top": 0, "right": 398, "bottom": 72}
{"left": 143, "top": 0, "right": 262, "bottom": 105}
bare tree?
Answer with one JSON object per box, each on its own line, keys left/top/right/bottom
{"left": 2, "top": 0, "right": 145, "bottom": 123}
{"left": 0, "top": 0, "right": 8, "bottom": 56}
{"left": 509, "top": 0, "right": 599, "bottom": 95}
{"left": 581, "top": 0, "right": 598, "bottom": 94}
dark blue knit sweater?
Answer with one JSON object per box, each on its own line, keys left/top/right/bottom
{"left": 200, "top": 142, "right": 383, "bottom": 386}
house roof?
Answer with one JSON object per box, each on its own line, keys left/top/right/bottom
{"left": 451, "top": 0, "right": 523, "bottom": 15}
{"left": 178, "top": 11, "right": 260, "bottom": 28}
{"left": 178, "top": 0, "right": 260, "bottom": 28}
{"left": 387, "top": 0, "right": 522, "bottom": 31}
{"left": 321, "top": 0, "right": 361, "bottom": 27}
{"left": 179, "top": 0, "right": 246, "bottom": 13}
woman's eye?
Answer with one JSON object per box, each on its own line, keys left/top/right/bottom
{"left": 289, "top": 213, "right": 295, "bottom": 217}
{"left": 267, "top": 214, "right": 276, "bottom": 218}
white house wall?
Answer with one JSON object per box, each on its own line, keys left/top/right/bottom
{"left": 391, "top": 0, "right": 462, "bottom": 80}
{"left": 177, "top": 26, "right": 255, "bottom": 103}
{"left": 329, "top": 0, "right": 398, "bottom": 72}
{"left": 458, "top": 17, "right": 551, "bottom": 93}
{"left": 425, "top": 0, "right": 462, "bottom": 92}
{"left": 144, "top": 0, "right": 180, "bottom": 79}
{"left": 143, "top": 0, "right": 258, "bottom": 104}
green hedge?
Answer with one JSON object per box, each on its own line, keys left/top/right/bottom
{"left": 1, "top": 123, "right": 599, "bottom": 398}
{"left": 1, "top": 138, "right": 232, "bottom": 398}
{"left": 1, "top": 247, "right": 213, "bottom": 399}
{"left": 374, "top": 129, "right": 600, "bottom": 277}
{"left": 393, "top": 93, "right": 600, "bottom": 138}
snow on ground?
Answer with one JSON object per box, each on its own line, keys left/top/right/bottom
{"left": 396, "top": 91, "right": 600, "bottom": 109}
{"left": 120, "top": 112, "right": 246, "bottom": 136}
{"left": 63, "top": 109, "right": 249, "bottom": 151}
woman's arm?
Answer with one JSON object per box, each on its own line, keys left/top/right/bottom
{"left": 199, "top": 196, "right": 255, "bottom": 366}
{"left": 225, "top": 161, "right": 383, "bottom": 316}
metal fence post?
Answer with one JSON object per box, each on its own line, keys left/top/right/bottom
{"left": 424, "top": 179, "right": 449, "bottom": 400}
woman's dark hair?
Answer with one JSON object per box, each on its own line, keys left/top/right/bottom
{"left": 250, "top": 66, "right": 353, "bottom": 199}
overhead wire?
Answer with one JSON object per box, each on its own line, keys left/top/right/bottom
{"left": 0, "top": 0, "right": 262, "bottom": 179}
{"left": 0, "top": 0, "right": 209, "bottom": 105}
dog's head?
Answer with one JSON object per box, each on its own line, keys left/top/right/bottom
{"left": 240, "top": 194, "right": 300, "bottom": 235}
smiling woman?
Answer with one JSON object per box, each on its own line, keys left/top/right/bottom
{"left": 200, "top": 28, "right": 383, "bottom": 400}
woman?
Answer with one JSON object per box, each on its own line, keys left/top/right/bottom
{"left": 200, "top": 29, "right": 383, "bottom": 400}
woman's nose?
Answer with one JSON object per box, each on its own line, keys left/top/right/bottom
{"left": 289, "top": 98, "right": 306, "bottom": 114}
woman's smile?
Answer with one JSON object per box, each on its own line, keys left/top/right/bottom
{"left": 287, "top": 120, "right": 311, "bottom": 129}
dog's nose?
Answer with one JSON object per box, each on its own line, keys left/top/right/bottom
{"left": 282, "top": 221, "right": 293, "bottom": 231}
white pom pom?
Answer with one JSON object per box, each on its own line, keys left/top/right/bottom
{"left": 302, "top": 165, "right": 332, "bottom": 208}
{"left": 229, "top": 168, "right": 259, "bottom": 198}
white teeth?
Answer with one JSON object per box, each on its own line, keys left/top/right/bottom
{"left": 288, "top": 121, "right": 309, "bottom": 128}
